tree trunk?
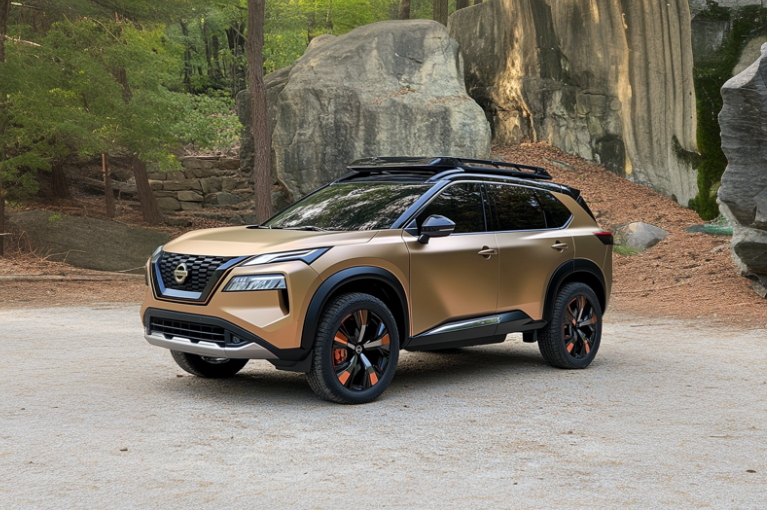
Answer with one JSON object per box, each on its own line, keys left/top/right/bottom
{"left": 456, "top": 0, "right": 469, "bottom": 10}
{"left": 132, "top": 156, "right": 163, "bottom": 225}
{"left": 211, "top": 34, "right": 222, "bottom": 83}
{"left": 247, "top": 0, "right": 272, "bottom": 224}
{"left": 474, "top": 0, "right": 483, "bottom": 4}
{"left": 398, "top": 0, "right": 411, "bottom": 20}
{"left": 0, "top": 184, "right": 5, "bottom": 257}
{"left": 103, "top": 154, "right": 115, "bottom": 218}
{"left": 180, "top": 19, "right": 192, "bottom": 89}
{"left": 0, "top": 0, "right": 10, "bottom": 63}
{"left": 433, "top": 0, "right": 449, "bottom": 25}
{"left": 51, "top": 160, "right": 72, "bottom": 200}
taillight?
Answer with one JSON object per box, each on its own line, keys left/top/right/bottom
{"left": 594, "top": 232, "right": 614, "bottom": 245}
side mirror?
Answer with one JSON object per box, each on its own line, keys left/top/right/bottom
{"left": 418, "top": 215, "right": 456, "bottom": 244}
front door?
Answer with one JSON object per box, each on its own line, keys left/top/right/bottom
{"left": 404, "top": 182, "right": 499, "bottom": 335}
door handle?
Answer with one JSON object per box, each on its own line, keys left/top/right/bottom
{"left": 551, "top": 242, "right": 568, "bottom": 251}
{"left": 478, "top": 247, "right": 497, "bottom": 258}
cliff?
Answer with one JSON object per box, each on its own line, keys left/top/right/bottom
{"left": 448, "top": 0, "right": 699, "bottom": 206}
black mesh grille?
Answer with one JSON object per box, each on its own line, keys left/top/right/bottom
{"left": 158, "top": 252, "right": 235, "bottom": 293}
{"left": 149, "top": 317, "right": 226, "bottom": 345}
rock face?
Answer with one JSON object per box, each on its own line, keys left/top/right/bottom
{"left": 615, "top": 222, "right": 669, "bottom": 251}
{"left": 7, "top": 211, "right": 169, "bottom": 273}
{"left": 689, "top": 0, "right": 762, "bottom": 16}
{"left": 718, "top": 43, "right": 767, "bottom": 297}
{"left": 238, "top": 20, "right": 492, "bottom": 203}
{"left": 448, "top": 0, "right": 699, "bottom": 206}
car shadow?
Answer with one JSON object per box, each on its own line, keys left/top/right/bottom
{"left": 157, "top": 342, "right": 590, "bottom": 406}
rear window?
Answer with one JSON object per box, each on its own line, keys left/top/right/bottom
{"left": 537, "top": 191, "right": 573, "bottom": 228}
{"left": 265, "top": 183, "right": 431, "bottom": 231}
{"left": 486, "top": 184, "right": 547, "bottom": 231}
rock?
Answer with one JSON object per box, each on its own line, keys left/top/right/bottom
{"left": 718, "top": 42, "right": 767, "bottom": 296}
{"left": 180, "top": 201, "right": 203, "bottom": 211}
{"left": 204, "top": 192, "right": 245, "bottom": 207}
{"left": 733, "top": 36, "right": 767, "bottom": 76}
{"left": 272, "top": 186, "right": 292, "bottom": 212}
{"left": 237, "top": 20, "right": 491, "bottom": 204}
{"left": 200, "top": 176, "right": 223, "bottom": 194}
{"left": 615, "top": 222, "right": 669, "bottom": 251}
{"left": 241, "top": 212, "right": 259, "bottom": 225}
{"left": 148, "top": 180, "right": 163, "bottom": 191}
{"left": 448, "top": 0, "right": 699, "bottom": 206}
{"left": 156, "top": 197, "right": 181, "bottom": 212}
{"left": 221, "top": 176, "right": 239, "bottom": 192}
{"left": 164, "top": 217, "right": 192, "bottom": 228}
{"left": 177, "top": 190, "right": 203, "bottom": 202}
{"left": 7, "top": 211, "right": 169, "bottom": 273}
{"left": 228, "top": 215, "right": 244, "bottom": 226}
{"left": 163, "top": 179, "right": 202, "bottom": 192}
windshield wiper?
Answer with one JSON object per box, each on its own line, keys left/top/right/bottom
{"left": 285, "top": 225, "right": 330, "bottom": 232}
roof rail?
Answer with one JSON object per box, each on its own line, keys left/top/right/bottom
{"left": 346, "top": 156, "right": 552, "bottom": 181}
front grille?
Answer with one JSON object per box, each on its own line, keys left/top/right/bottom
{"left": 158, "top": 252, "right": 235, "bottom": 293}
{"left": 149, "top": 317, "right": 226, "bottom": 345}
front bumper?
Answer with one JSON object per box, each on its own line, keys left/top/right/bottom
{"left": 143, "top": 333, "right": 275, "bottom": 360}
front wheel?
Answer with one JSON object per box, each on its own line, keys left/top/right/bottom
{"left": 307, "top": 293, "right": 400, "bottom": 404}
{"left": 538, "top": 282, "right": 602, "bottom": 369}
{"left": 171, "top": 351, "right": 249, "bottom": 378}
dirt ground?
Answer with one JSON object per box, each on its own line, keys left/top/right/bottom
{"left": 2, "top": 142, "right": 765, "bottom": 325}
{"left": 1, "top": 305, "right": 765, "bottom": 508}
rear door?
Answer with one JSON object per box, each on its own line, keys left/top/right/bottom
{"left": 404, "top": 182, "right": 499, "bottom": 335}
{"left": 486, "top": 184, "right": 574, "bottom": 321}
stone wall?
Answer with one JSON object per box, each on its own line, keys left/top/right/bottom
{"left": 149, "top": 157, "right": 253, "bottom": 212}
{"left": 448, "top": 0, "right": 699, "bottom": 206}
{"left": 689, "top": 0, "right": 763, "bottom": 16}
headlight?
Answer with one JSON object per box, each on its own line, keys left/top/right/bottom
{"left": 224, "top": 274, "right": 287, "bottom": 292}
{"left": 150, "top": 245, "right": 163, "bottom": 263}
{"left": 243, "top": 248, "right": 329, "bottom": 266}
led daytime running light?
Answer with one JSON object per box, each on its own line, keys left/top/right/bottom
{"left": 224, "top": 274, "right": 287, "bottom": 292}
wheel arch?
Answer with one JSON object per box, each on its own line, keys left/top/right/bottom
{"left": 543, "top": 259, "right": 607, "bottom": 322}
{"left": 300, "top": 267, "right": 410, "bottom": 352}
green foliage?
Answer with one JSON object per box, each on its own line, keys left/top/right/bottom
{"left": 613, "top": 245, "right": 641, "bottom": 256}
{"left": 170, "top": 95, "right": 241, "bottom": 152}
{"left": 691, "top": 4, "right": 767, "bottom": 220}
{"left": 48, "top": 212, "right": 62, "bottom": 223}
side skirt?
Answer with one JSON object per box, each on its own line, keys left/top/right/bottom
{"left": 405, "top": 311, "right": 547, "bottom": 351}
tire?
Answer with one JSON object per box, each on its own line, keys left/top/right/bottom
{"left": 306, "top": 292, "right": 400, "bottom": 404}
{"left": 171, "top": 351, "right": 249, "bottom": 378}
{"left": 538, "top": 282, "right": 602, "bottom": 369}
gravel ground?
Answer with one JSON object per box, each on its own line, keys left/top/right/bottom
{"left": 1, "top": 305, "right": 766, "bottom": 509}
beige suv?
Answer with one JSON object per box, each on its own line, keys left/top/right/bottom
{"left": 141, "top": 157, "right": 612, "bottom": 404}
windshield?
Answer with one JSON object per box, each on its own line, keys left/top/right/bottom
{"left": 265, "top": 183, "right": 432, "bottom": 231}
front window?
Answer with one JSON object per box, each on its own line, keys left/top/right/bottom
{"left": 265, "top": 183, "right": 431, "bottom": 231}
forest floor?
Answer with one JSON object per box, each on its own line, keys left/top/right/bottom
{"left": 1, "top": 142, "right": 766, "bottom": 327}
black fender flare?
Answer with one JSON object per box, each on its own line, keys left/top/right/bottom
{"left": 300, "top": 266, "right": 410, "bottom": 352}
{"left": 542, "top": 259, "right": 607, "bottom": 322}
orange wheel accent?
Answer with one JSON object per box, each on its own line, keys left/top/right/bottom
{"left": 382, "top": 334, "right": 390, "bottom": 345}
{"left": 369, "top": 372, "right": 379, "bottom": 385}
{"left": 566, "top": 343, "right": 574, "bottom": 353}
{"left": 334, "top": 332, "right": 348, "bottom": 345}
{"left": 338, "top": 371, "right": 350, "bottom": 385}
{"left": 584, "top": 342, "right": 590, "bottom": 354}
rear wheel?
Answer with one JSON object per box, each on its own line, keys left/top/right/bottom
{"left": 538, "top": 282, "right": 602, "bottom": 369}
{"left": 171, "top": 351, "right": 249, "bottom": 378}
{"left": 307, "top": 293, "right": 399, "bottom": 404}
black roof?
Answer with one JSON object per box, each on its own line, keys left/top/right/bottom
{"left": 345, "top": 156, "right": 553, "bottom": 181}
{"left": 335, "top": 156, "right": 582, "bottom": 201}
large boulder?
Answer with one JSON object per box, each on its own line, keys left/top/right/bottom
{"left": 237, "top": 20, "right": 492, "bottom": 203}
{"left": 448, "top": 0, "right": 699, "bottom": 206}
{"left": 718, "top": 43, "right": 767, "bottom": 298}
{"left": 7, "top": 211, "right": 169, "bottom": 273}
{"left": 615, "top": 222, "right": 669, "bottom": 251}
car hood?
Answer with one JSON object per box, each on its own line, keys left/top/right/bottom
{"left": 161, "top": 226, "right": 380, "bottom": 258}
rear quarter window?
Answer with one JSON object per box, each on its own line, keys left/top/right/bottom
{"left": 536, "top": 191, "right": 573, "bottom": 229}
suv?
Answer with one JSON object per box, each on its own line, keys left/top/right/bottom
{"left": 141, "top": 157, "right": 612, "bottom": 404}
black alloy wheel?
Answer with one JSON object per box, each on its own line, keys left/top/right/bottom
{"left": 538, "top": 282, "right": 602, "bottom": 369}
{"left": 307, "top": 293, "right": 399, "bottom": 404}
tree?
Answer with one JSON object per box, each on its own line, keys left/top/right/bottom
{"left": 247, "top": 0, "right": 272, "bottom": 223}
{"left": 0, "top": 0, "right": 9, "bottom": 63}
{"left": 1, "top": 0, "right": 11, "bottom": 256}
{"left": 456, "top": 0, "right": 469, "bottom": 10}
{"left": 433, "top": 0, "right": 448, "bottom": 25}
{"left": 398, "top": 0, "right": 411, "bottom": 20}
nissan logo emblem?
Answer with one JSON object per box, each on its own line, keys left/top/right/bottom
{"left": 174, "top": 263, "right": 189, "bottom": 284}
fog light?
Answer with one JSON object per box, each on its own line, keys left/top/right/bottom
{"left": 224, "top": 274, "right": 286, "bottom": 292}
